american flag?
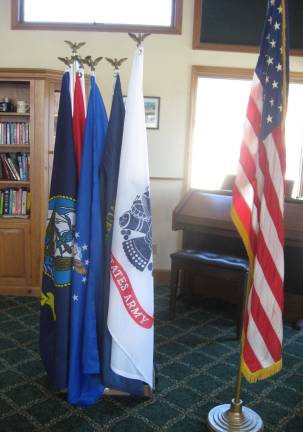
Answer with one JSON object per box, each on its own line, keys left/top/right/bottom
{"left": 231, "top": 0, "right": 289, "bottom": 382}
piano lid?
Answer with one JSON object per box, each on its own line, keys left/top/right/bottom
{"left": 173, "top": 189, "right": 303, "bottom": 247}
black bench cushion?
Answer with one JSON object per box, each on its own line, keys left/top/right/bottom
{"left": 170, "top": 249, "right": 249, "bottom": 273}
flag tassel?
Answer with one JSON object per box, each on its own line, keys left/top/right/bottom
{"left": 241, "top": 359, "right": 283, "bottom": 383}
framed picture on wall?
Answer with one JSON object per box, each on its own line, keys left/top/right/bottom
{"left": 144, "top": 97, "right": 160, "bottom": 129}
{"left": 123, "top": 96, "right": 160, "bottom": 129}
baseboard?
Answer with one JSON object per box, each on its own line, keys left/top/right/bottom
{"left": 0, "top": 286, "right": 40, "bottom": 297}
{"left": 154, "top": 269, "right": 170, "bottom": 286}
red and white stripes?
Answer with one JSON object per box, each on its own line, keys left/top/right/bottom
{"left": 232, "top": 73, "right": 285, "bottom": 382}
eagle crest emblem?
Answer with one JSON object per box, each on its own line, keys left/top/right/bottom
{"left": 119, "top": 188, "right": 152, "bottom": 272}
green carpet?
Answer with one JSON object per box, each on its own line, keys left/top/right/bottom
{"left": 0, "top": 287, "right": 302, "bottom": 431}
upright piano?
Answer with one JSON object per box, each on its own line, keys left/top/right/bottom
{"left": 172, "top": 189, "right": 303, "bottom": 323}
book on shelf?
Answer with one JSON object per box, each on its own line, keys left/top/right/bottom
{"left": 0, "top": 187, "right": 30, "bottom": 217}
{"left": 0, "top": 153, "right": 29, "bottom": 181}
{"left": 3, "top": 189, "right": 9, "bottom": 214}
{"left": 0, "top": 122, "right": 29, "bottom": 145}
{"left": 0, "top": 191, "right": 3, "bottom": 214}
{"left": 6, "top": 156, "right": 20, "bottom": 180}
{"left": 10, "top": 189, "right": 14, "bottom": 214}
{"left": 26, "top": 190, "right": 30, "bottom": 213}
{"left": 0, "top": 154, "right": 11, "bottom": 179}
{"left": 21, "top": 189, "right": 27, "bottom": 214}
{"left": 21, "top": 154, "right": 29, "bottom": 180}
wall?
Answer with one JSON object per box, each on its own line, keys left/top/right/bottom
{"left": 1, "top": 0, "right": 302, "bottom": 271}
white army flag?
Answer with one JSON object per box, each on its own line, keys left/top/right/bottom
{"left": 107, "top": 45, "right": 154, "bottom": 387}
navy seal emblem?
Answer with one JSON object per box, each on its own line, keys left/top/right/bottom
{"left": 43, "top": 196, "right": 76, "bottom": 287}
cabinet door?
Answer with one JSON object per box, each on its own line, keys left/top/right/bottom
{"left": 0, "top": 224, "right": 31, "bottom": 286}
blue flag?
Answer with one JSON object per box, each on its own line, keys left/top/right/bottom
{"left": 99, "top": 74, "right": 144, "bottom": 396}
{"left": 40, "top": 72, "right": 77, "bottom": 391}
{"left": 68, "top": 76, "right": 108, "bottom": 406}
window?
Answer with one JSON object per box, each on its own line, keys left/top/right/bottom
{"left": 11, "top": 0, "right": 182, "bottom": 34}
{"left": 188, "top": 66, "right": 303, "bottom": 198}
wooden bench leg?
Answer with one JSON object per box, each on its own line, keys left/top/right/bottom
{"left": 169, "top": 261, "right": 179, "bottom": 320}
{"left": 184, "top": 271, "right": 194, "bottom": 309}
{"left": 177, "top": 268, "right": 184, "bottom": 298}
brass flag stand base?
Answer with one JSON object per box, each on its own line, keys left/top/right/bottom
{"left": 207, "top": 268, "right": 263, "bottom": 432}
{"left": 207, "top": 399, "right": 263, "bottom": 431}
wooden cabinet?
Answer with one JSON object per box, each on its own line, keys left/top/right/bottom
{"left": 0, "top": 221, "right": 30, "bottom": 285}
{"left": 0, "top": 69, "right": 62, "bottom": 296}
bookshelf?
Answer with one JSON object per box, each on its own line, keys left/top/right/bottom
{"left": 0, "top": 69, "right": 62, "bottom": 296}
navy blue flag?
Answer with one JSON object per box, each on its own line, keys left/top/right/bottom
{"left": 99, "top": 74, "right": 144, "bottom": 396}
{"left": 68, "top": 76, "right": 108, "bottom": 406}
{"left": 40, "top": 72, "right": 77, "bottom": 391}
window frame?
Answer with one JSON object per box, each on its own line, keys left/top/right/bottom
{"left": 187, "top": 65, "right": 303, "bottom": 197}
{"left": 11, "top": 0, "right": 183, "bottom": 34}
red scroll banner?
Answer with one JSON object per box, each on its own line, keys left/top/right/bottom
{"left": 110, "top": 254, "right": 154, "bottom": 329}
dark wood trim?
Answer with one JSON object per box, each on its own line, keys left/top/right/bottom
{"left": 185, "top": 66, "right": 197, "bottom": 191}
{"left": 192, "top": 0, "right": 202, "bottom": 50}
{"left": 282, "top": 293, "right": 303, "bottom": 323}
{"left": 191, "top": 65, "right": 254, "bottom": 81}
{"left": 173, "top": 0, "right": 183, "bottom": 34}
{"left": 289, "top": 71, "right": 303, "bottom": 84}
{"left": 299, "top": 150, "right": 303, "bottom": 198}
{"left": 150, "top": 177, "right": 184, "bottom": 181}
{"left": 11, "top": 0, "right": 183, "bottom": 34}
{"left": 0, "top": 68, "right": 63, "bottom": 81}
{"left": 192, "top": 0, "right": 303, "bottom": 56}
{"left": 11, "top": 0, "right": 19, "bottom": 29}
{"left": 0, "top": 285, "right": 40, "bottom": 296}
{"left": 104, "top": 385, "right": 152, "bottom": 397}
{"left": 154, "top": 270, "right": 170, "bottom": 286}
{"left": 191, "top": 65, "right": 303, "bottom": 83}
{"left": 289, "top": 68, "right": 303, "bottom": 202}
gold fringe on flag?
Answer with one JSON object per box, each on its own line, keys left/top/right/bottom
{"left": 241, "top": 358, "right": 282, "bottom": 383}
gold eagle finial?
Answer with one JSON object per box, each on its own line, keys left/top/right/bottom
{"left": 71, "top": 54, "right": 86, "bottom": 68}
{"left": 105, "top": 57, "right": 128, "bottom": 70}
{"left": 83, "top": 55, "right": 103, "bottom": 71}
{"left": 128, "top": 33, "right": 151, "bottom": 47}
{"left": 61, "top": 41, "right": 87, "bottom": 68}
{"left": 57, "top": 56, "right": 73, "bottom": 67}
{"left": 64, "top": 40, "right": 86, "bottom": 54}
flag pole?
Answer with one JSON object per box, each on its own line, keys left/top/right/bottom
{"left": 207, "top": 270, "right": 263, "bottom": 431}
{"left": 233, "top": 273, "right": 251, "bottom": 405}
{"left": 105, "top": 57, "right": 128, "bottom": 96}
{"left": 208, "top": 0, "right": 288, "bottom": 428}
